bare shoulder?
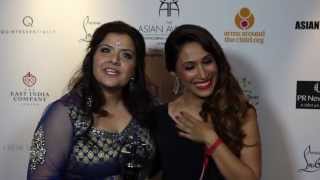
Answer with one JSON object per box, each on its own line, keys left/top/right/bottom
{"left": 242, "top": 106, "right": 260, "bottom": 146}
{"left": 244, "top": 106, "right": 257, "bottom": 122}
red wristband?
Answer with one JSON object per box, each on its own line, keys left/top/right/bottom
{"left": 205, "top": 138, "right": 223, "bottom": 156}
{"left": 199, "top": 139, "right": 223, "bottom": 180}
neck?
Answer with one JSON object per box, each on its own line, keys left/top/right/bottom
{"left": 102, "top": 88, "right": 124, "bottom": 108}
{"left": 179, "top": 90, "right": 205, "bottom": 113}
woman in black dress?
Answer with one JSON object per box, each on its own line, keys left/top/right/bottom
{"left": 153, "top": 24, "right": 261, "bottom": 180}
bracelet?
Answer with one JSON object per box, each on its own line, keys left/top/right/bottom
{"left": 199, "top": 138, "right": 223, "bottom": 180}
{"left": 205, "top": 138, "right": 223, "bottom": 156}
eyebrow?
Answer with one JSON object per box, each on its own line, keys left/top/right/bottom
{"left": 99, "top": 43, "right": 135, "bottom": 53}
{"left": 181, "top": 54, "right": 212, "bottom": 63}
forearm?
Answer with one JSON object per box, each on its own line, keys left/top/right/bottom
{"left": 209, "top": 143, "right": 260, "bottom": 180}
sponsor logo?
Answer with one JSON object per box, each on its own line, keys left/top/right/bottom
{"left": 295, "top": 21, "right": 319, "bottom": 30}
{"left": 159, "top": 0, "right": 180, "bottom": 17}
{"left": 224, "top": 7, "right": 265, "bottom": 44}
{"left": 314, "top": 82, "right": 320, "bottom": 93}
{"left": 298, "top": 145, "right": 320, "bottom": 173}
{"left": 296, "top": 81, "right": 320, "bottom": 109}
{"left": 2, "top": 143, "right": 30, "bottom": 152}
{"left": 10, "top": 72, "right": 50, "bottom": 106}
{"left": 79, "top": 16, "right": 101, "bottom": 43}
{"left": 138, "top": 21, "right": 178, "bottom": 54}
{"left": 235, "top": 7, "right": 255, "bottom": 30}
{"left": 0, "top": 16, "right": 56, "bottom": 35}
{"left": 23, "top": 72, "right": 37, "bottom": 87}
{"left": 22, "top": 16, "right": 34, "bottom": 27}
{"left": 138, "top": 1, "right": 181, "bottom": 55}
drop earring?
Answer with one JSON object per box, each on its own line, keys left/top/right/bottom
{"left": 86, "top": 95, "right": 93, "bottom": 108}
{"left": 172, "top": 74, "right": 181, "bottom": 95}
{"left": 129, "top": 77, "right": 135, "bottom": 91}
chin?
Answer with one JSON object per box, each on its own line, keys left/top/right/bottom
{"left": 192, "top": 89, "right": 214, "bottom": 98}
{"left": 99, "top": 82, "right": 124, "bottom": 90}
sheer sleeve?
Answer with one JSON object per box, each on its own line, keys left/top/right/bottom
{"left": 27, "top": 100, "right": 74, "bottom": 180}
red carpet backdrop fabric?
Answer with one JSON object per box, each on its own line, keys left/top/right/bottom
{"left": 0, "top": 0, "right": 320, "bottom": 179}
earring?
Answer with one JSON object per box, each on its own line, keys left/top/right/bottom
{"left": 129, "top": 77, "right": 135, "bottom": 91}
{"left": 86, "top": 95, "right": 93, "bottom": 108}
{"left": 172, "top": 74, "right": 181, "bottom": 95}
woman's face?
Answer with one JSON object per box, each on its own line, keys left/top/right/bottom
{"left": 175, "top": 42, "right": 218, "bottom": 98}
{"left": 93, "top": 33, "right": 136, "bottom": 90}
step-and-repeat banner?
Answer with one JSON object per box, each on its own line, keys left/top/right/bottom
{"left": 1, "top": 0, "right": 319, "bottom": 179}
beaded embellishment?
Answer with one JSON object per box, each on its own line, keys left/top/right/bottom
{"left": 29, "top": 126, "right": 46, "bottom": 171}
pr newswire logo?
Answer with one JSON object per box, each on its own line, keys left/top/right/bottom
{"left": 0, "top": 16, "right": 56, "bottom": 35}
{"left": 298, "top": 145, "right": 320, "bottom": 173}
{"left": 296, "top": 81, "right": 320, "bottom": 109}
{"left": 224, "top": 7, "right": 265, "bottom": 44}
{"left": 10, "top": 72, "right": 50, "bottom": 106}
{"left": 159, "top": 0, "right": 180, "bottom": 17}
{"left": 295, "top": 21, "right": 319, "bottom": 30}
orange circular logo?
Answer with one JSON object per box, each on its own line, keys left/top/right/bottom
{"left": 235, "top": 7, "right": 255, "bottom": 30}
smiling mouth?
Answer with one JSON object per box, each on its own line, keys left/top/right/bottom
{"left": 103, "top": 68, "right": 120, "bottom": 76}
{"left": 194, "top": 80, "right": 213, "bottom": 90}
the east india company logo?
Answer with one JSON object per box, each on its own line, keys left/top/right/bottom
{"left": 239, "top": 77, "right": 259, "bottom": 106}
{"left": 79, "top": 16, "right": 101, "bottom": 43}
{"left": 159, "top": 0, "right": 180, "bottom": 17}
{"left": 296, "top": 81, "right": 320, "bottom": 109}
{"left": 10, "top": 72, "right": 50, "bottom": 106}
{"left": 0, "top": 16, "right": 56, "bottom": 35}
{"left": 298, "top": 145, "right": 320, "bottom": 173}
{"left": 295, "top": 21, "right": 319, "bottom": 30}
{"left": 224, "top": 7, "right": 265, "bottom": 44}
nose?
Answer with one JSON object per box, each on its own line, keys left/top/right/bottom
{"left": 110, "top": 52, "right": 121, "bottom": 65}
{"left": 197, "top": 65, "right": 206, "bottom": 79}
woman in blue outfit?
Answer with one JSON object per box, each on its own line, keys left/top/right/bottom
{"left": 152, "top": 24, "right": 261, "bottom": 180}
{"left": 27, "top": 21, "right": 155, "bottom": 180}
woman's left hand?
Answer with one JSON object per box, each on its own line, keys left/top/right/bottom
{"left": 175, "top": 111, "right": 218, "bottom": 144}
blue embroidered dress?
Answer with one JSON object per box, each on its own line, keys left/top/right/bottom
{"left": 27, "top": 92, "right": 155, "bottom": 180}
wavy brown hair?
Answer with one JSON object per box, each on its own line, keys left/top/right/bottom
{"left": 165, "top": 24, "right": 255, "bottom": 156}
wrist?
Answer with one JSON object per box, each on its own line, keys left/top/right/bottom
{"left": 205, "top": 138, "right": 223, "bottom": 156}
{"left": 204, "top": 131, "right": 218, "bottom": 147}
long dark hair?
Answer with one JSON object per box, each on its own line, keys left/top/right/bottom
{"left": 69, "top": 21, "right": 154, "bottom": 122}
{"left": 165, "top": 24, "right": 254, "bottom": 156}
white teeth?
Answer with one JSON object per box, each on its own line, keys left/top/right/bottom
{"left": 104, "top": 68, "right": 118, "bottom": 75}
{"left": 195, "top": 81, "right": 210, "bottom": 87}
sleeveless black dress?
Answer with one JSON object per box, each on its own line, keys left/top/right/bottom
{"left": 152, "top": 104, "right": 225, "bottom": 180}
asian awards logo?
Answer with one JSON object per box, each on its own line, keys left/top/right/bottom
{"left": 224, "top": 7, "right": 265, "bottom": 44}
{"left": 159, "top": 0, "right": 180, "bottom": 17}
{"left": 10, "top": 72, "right": 50, "bottom": 106}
